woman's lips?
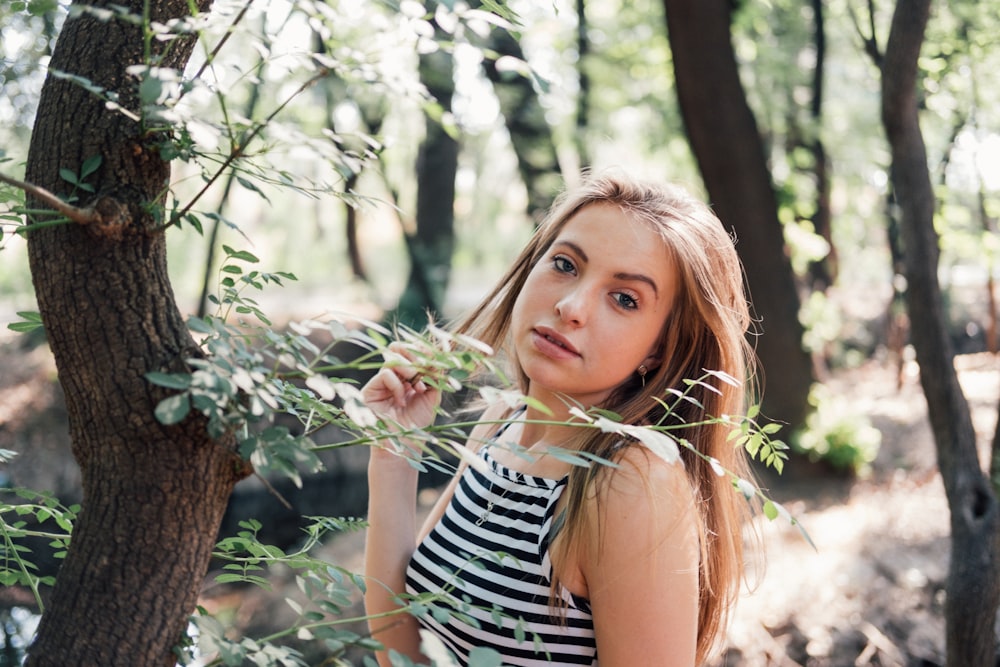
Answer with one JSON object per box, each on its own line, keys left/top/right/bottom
{"left": 531, "top": 327, "right": 580, "bottom": 359}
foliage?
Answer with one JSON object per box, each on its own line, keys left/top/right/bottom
{"left": 1, "top": 273, "right": 803, "bottom": 664}
{"left": 0, "top": 488, "right": 78, "bottom": 610}
{"left": 793, "top": 383, "right": 881, "bottom": 475}
{"left": 11, "top": 0, "right": 1000, "bottom": 662}
{"left": 164, "top": 321, "right": 802, "bottom": 664}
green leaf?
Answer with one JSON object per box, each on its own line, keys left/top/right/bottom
{"left": 187, "top": 316, "right": 213, "bottom": 333}
{"left": 222, "top": 245, "right": 259, "bottom": 263}
{"left": 468, "top": 647, "right": 503, "bottom": 667}
{"left": 138, "top": 75, "right": 163, "bottom": 106}
{"left": 763, "top": 500, "right": 779, "bottom": 521}
{"left": 184, "top": 213, "right": 204, "bottom": 235}
{"left": 27, "top": 0, "right": 59, "bottom": 15}
{"left": 58, "top": 167, "right": 79, "bottom": 185}
{"left": 80, "top": 154, "right": 102, "bottom": 179}
{"left": 8, "top": 311, "right": 44, "bottom": 333}
{"left": 235, "top": 175, "right": 270, "bottom": 203}
{"left": 145, "top": 372, "right": 192, "bottom": 390}
{"left": 155, "top": 393, "right": 191, "bottom": 425}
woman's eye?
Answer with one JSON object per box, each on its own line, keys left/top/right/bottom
{"left": 614, "top": 293, "right": 639, "bottom": 310}
{"left": 553, "top": 256, "right": 575, "bottom": 273}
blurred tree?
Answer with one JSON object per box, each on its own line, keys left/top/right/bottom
{"left": 731, "top": 0, "right": 835, "bottom": 293}
{"left": 20, "top": 0, "right": 251, "bottom": 664}
{"left": 395, "top": 1, "right": 563, "bottom": 324}
{"left": 196, "top": 20, "right": 267, "bottom": 319}
{"left": 574, "top": 0, "right": 592, "bottom": 169}
{"left": 393, "top": 7, "right": 459, "bottom": 328}
{"left": 662, "top": 0, "right": 814, "bottom": 431}
{"left": 881, "top": 1, "right": 1000, "bottom": 664}
{"left": 478, "top": 16, "right": 562, "bottom": 223}
{"left": 804, "top": 0, "right": 834, "bottom": 291}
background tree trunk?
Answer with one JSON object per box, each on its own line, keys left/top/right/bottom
{"left": 480, "top": 25, "right": 562, "bottom": 224}
{"left": 23, "top": 1, "right": 249, "bottom": 664}
{"left": 394, "top": 23, "right": 458, "bottom": 328}
{"left": 807, "top": 0, "right": 835, "bottom": 291}
{"left": 574, "top": 0, "right": 591, "bottom": 170}
{"left": 662, "top": 0, "right": 814, "bottom": 431}
{"left": 880, "top": 2, "right": 1000, "bottom": 664}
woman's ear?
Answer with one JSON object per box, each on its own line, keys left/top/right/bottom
{"left": 641, "top": 354, "right": 661, "bottom": 372}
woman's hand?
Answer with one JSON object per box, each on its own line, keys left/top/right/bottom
{"left": 362, "top": 341, "right": 442, "bottom": 431}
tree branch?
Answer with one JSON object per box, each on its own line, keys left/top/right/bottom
{"left": 166, "top": 67, "right": 331, "bottom": 229}
{"left": 0, "top": 171, "right": 99, "bottom": 226}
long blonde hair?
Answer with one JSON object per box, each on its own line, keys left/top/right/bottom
{"left": 453, "top": 172, "right": 758, "bottom": 664}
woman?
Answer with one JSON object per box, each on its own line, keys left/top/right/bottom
{"left": 363, "top": 172, "right": 759, "bottom": 666}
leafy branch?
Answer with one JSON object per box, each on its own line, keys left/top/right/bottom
{"left": 0, "top": 487, "right": 80, "bottom": 612}
{"left": 0, "top": 155, "right": 104, "bottom": 229}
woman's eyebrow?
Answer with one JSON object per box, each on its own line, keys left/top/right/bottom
{"left": 554, "top": 240, "right": 660, "bottom": 297}
{"left": 553, "top": 239, "right": 588, "bottom": 263}
{"left": 614, "top": 271, "right": 660, "bottom": 297}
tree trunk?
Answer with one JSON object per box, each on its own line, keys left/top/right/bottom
{"left": 881, "top": 2, "right": 1000, "bottom": 664}
{"left": 480, "top": 25, "right": 562, "bottom": 224}
{"left": 807, "top": 0, "right": 835, "bottom": 292}
{"left": 394, "top": 30, "right": 459, "bottom": 328}
{"left": 575, "top": 0, "right": 591, "bottom": 170}
{"left": 23, "top": 2, "right": 249, "bottom": 664}
{"left": 662, "top": 0, "right": 814, "bottom": 431}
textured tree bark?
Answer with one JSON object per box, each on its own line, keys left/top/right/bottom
{"left": 880, "top": 2, "right": 1000, "bottom": 664}
{"left": 662, "top": 0, "right": 814, "bottom": 431}
{"left": 23, "top": 1, "right": 249, "bottom": 664}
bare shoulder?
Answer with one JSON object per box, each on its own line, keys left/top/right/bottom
{"left": 581, "top": 443, "right": 700, "bottom": 665}
{"left": 597, "top": 443, "right": 695, "bottom": 511}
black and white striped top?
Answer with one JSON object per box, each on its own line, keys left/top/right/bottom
{"left": 405, "top": 422, "right": 597, "bottom": 665}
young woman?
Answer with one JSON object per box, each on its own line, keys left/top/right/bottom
{"left": 362, "top": 172, "right": 759, "bottom": 666}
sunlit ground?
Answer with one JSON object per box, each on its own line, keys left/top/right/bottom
{"left": 714, "top": 353, "right": 999, "bottom": 666}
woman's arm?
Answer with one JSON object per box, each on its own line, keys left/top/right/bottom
{"left": 362, "top": 344, "right": 509, "bottom": 665}
{"left": 362, "top": 344, "right": 441, "bottom": 666}
{"left": 582, "top": 449, "right": 701, "bottom": 666}
{"left": 365, "top": 449, "right": 423, "bottom": 664}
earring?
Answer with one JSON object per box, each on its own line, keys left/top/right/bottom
{"left": 637, "top": 364, "right": 647, "bottom": 387}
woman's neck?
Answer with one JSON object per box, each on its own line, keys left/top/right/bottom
{"left": 519, "top": 388, "right": 591, "bottom": 452}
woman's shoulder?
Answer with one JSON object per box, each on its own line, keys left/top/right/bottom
{"left": 594, "top": 441, "right": 695, "bottom": 511}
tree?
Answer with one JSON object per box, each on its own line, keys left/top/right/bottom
{"left": 394, "top": 9, "right": 459, "bottom": 328}
{"left": 880, "top": 1, "right": 1000, "bottom": 663}
{"left": 19, "top": 1, "right": 251, "bottom": 664}
{"left": 662, "top": 0, "right": 815, "bottom": 431}
{"left": 477, "top": 13, "right": 562, "bottom": 223}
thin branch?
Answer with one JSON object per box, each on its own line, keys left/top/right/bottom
{"left": 847, "top": 0, "right": 883, "bottom": 67}
{"left": 166, "top": 67, "right": 330, "bottom": 228}
{"left": 186, "top": 0, "right": 258, "bottom": 97}
{"left": 253, "top": 471, "right": 293, "bottom": 511}
{"left": 0, "top": 171, "right": 99, "bottom": 226}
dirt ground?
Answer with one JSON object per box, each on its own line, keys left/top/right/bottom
{"left": 711, "top": 352, "right": 999, "bottom": 667}
{"left": 2, "top": 333, "right": 998, "bottom": 666}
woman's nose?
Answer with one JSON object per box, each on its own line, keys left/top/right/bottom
{"left": 555, "top": 289, "right": 588, "bottom": 326}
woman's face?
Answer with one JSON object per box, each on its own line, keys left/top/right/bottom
{"left": 510, "top": 203, "right": 678, "bottom": 408}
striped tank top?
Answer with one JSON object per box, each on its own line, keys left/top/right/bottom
{"left": 404, "top": 418, "right": 598, "bottom": 665}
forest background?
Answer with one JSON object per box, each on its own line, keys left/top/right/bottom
{"left": 0, "top": 0, "right": 998, "bottom": 665}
